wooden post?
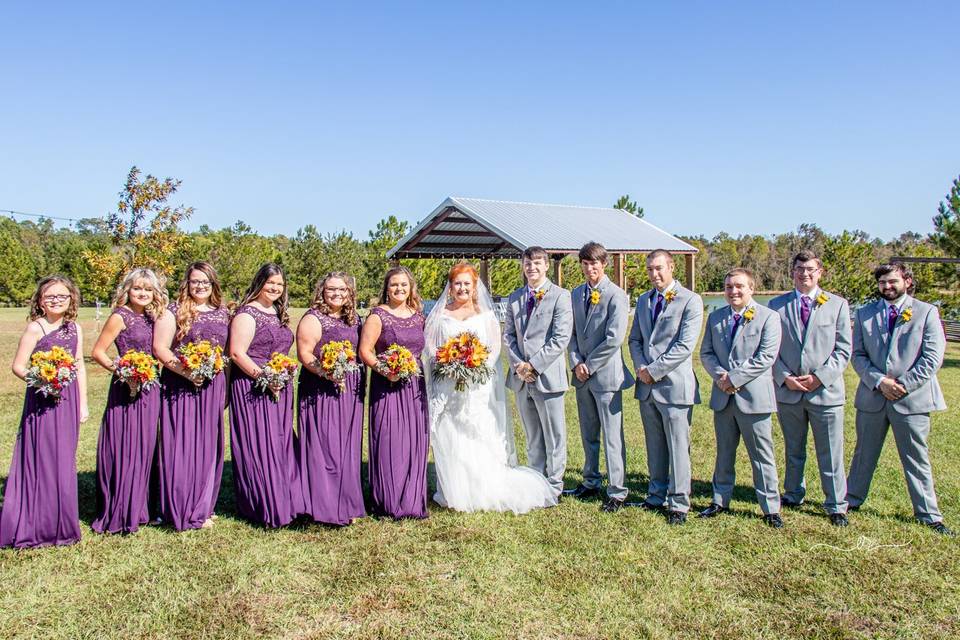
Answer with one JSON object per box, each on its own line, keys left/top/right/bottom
{"left": 479, "top": 258, "right": 490, "bottom": 289}
{"left": 389, "top": 258, "right": 400, "bottom": 268}
{"left": 613, "top": 253, "right": 625, "bottom": 290}
{"left": 684, "top": 253, "right": 696, "bottom": 291}
{"left": 552, "top": 255, "right": 563, "bottom": 287}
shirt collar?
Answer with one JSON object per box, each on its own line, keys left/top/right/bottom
{"left": 885, "top": 294, "right": 908, "bottom": 313}
{"left": 652, "top": 280, "right": 677, "bottom": 299}
{"left": 527, "top": 280, "right": 549, "bottom": 295}
{"left": 795, "top": 287, "right": 819, "bottom": 303}
{"left": 730, "top": 303, "right": 754, "bottom": 318}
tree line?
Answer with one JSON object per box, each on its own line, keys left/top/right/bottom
{"left": 1, "top": 169, "right": 957, "bottom": 316}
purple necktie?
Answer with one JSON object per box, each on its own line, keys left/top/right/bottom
{"left": 730, "top": 313, "right": 742, "bottom": 340}
{"left": 800, "top": 295, "right": 812, "bottom": 328}
{"left": 652, "top": 292, "right": 664, "bottom": 324}
{"left": 526, "top": 291, "right": 536, "bottom": 321}
{"left": 887, "top": 304, "right": 898, "bottom": 334}
{"left": 584, "top": 287, "right": 593, "bottom": 314}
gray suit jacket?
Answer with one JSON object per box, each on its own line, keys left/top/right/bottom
{"left": 700, "top": 302, "right": 781, "bottom": 414}
{"left": 504, "top": 280, "right": 573, "bottom": 394}
{"left": 628, "top": 284, "right": 703, "bottom": 405}
{"left": 769, "top": 290, "right": 851, "bottom": 406}
{"left": 851, "top": 296, "right": 946, "bottom": 415}
{"left": 568, "top": 277, "right": 634, "bottom": 392}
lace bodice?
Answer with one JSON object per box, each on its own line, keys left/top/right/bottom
{"left": 370, "top": 307, "right": 425, "bottom": 357}
{"left": 113, "top": 306, "right": 154, "bottom": 354}
{"left": 306, "top": 309, "right": 362, "bottom": 359}
{"left": 169, "top": 303, "right": 230, "bottom": 348}
{"left": 235, "top": 305, "right": 294, "bottom": 365}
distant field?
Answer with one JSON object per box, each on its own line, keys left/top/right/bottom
{"left": 0, "top": 307, "right": 958, "bottom": 639}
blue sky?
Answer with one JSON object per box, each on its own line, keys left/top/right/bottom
{"left": 1, "top": 2, "right": 957, "bottom": 241}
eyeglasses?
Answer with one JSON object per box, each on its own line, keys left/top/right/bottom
{"left": 42, "top": 294, "right": 71, "bottom": 303}
{"left": 324, "top": 287, "right": 349, "bottom": 294}
{"left": 188, "top": 279, "right": 211, "bottom": 287}
{"left": 793, "top": 267, "right": 820, "bottom": 274}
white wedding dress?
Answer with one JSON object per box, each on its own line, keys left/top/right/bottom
{"left": 424, "top": 302, "right": 556, "bottom": 514}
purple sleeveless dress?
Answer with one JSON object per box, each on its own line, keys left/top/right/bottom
{"left": 229, "top": 305, "right": 303, "bottom": 528}
{"left": 158, "top": 304, "right": 229, "bottom": 531}
{"left": 0, "top": 321, "right": 81, "bottom": 548}
{"left": 368, "top": 307, "right": 429, "bottom": 519}
{"left": 295, "top": 310, "right": 366, "bottom": 525}
{"left": 92, "top": 307, "right": 161, "bottom": 534}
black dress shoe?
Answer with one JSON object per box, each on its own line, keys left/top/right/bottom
{"left": 829, "top": 513, "right": 849, "bottom": 527}
{"left": 847, "top": 504, "right": 860, "bottom": 512}
{"left": 666, "top": 510, "right": 687, "bottom": 526}
{"left": 600, "top": 498, "right": 625, "bottom": 513}
{"left": 928, "top": 521, "right": 956, "bottom": 537}
{"left": 780, "top": 496, "right": 803, "bottom": 509}
{"left": 697, "top": 503, "right": 727, "bottom": 518}
{"left": 763, "top": 513, "right": 784, "bottom": 529}
{"left": 564, "top": 484, "right": 601, "bottom": 500}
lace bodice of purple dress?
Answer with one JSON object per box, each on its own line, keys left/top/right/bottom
{"left": 236, "top": 305, "right": 294, "bottom": 366}
{"left": 370, "top": 306, "right": 425, "bottom": 358}
{"left": 113, "top": 306, "right": 154, "bottom": 354}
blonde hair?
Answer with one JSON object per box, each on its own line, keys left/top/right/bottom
{"left": 28, "top": 275, "right": 81, "bottom": 322}
{"left": 112, "top": 268, "right": 168, "bottom": 320}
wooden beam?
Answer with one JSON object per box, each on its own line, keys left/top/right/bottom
{"left": 612, "top": 253, "right": 625, "bottom": 290}
{"left": 432, "top": 229, "right": 499, "bottom": 238}
{"left": 479, "top": 258, "right": 490, "bottom": 289}
{"left": 891, "top": 256, "right": 960, "bottom": 264}
{"left": 552, "top": 255, "right": 564, "bottom": 288}
{"left": 412, "top": 241, "right": 502, "bottom": 249}
{"left": 684, "top": 253, "right": 696, "bottom": 291}
{"left": 401, "top": 207, "right": 455, "bottom": 251}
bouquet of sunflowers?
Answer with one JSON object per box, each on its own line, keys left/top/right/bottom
{"left": 26, "top": 346, "right": 77, "bottom": 400}
{"left": 177, "top": 340, "right": 227, "bottom": 384}
{"left": 433, "top": 331, "right": 495, "bottom": 392}
{"left": 114, "top": 349, "right": 161, "bottom": 397}
{"left": 376, "top": 343, "right": 420, "bottom": 384}
{"left": 255, "top": 352, "right": 299, "bottom": 400}
{"left": 316, "top": 340, "right": 360, "bottom": 393}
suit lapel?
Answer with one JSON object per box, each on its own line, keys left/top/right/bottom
{"left": 888, "top": 295, "right": 913, "bottom": 352}
{"left": 573, "top": 285, "right": 587, "bottom": 334}
{"left": 640, "top": 288, "right": 654, "bottom": 340}
{"left": 731, "top": 305, "right": 753, "bottom": 353}
{"left": 786, "top": 294, "right": 804, "bottom": 346}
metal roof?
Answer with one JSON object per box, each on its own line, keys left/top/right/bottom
{"left": 387, "top": 196, "right": 698, "bottom": 259}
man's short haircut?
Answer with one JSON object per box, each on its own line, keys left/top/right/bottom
{"left": 522, "top": 246, "right": 549, "bottom": 262}
{"left": 873, "top": 261, "right": 915, "bottom": 293}
{"left": 646, "top": 249, "right": 675, "bottom": 264}
{"left": 578, "top": 241, "right": 608, "bottom": 263}
{"left": 791, "top": 250, "right": 822, "bottom": 269}
{"left": 724, "top": 267, "right": 756, "bottom": 289}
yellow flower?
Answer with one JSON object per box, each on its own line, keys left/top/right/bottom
{"left": 742, "top": 307, "right": 756, "bottom": 323}
{"left": 663, "top": 289, "right": 677, "bottom": 303}
{"left": 39, "top": 363, "right": 57, "bottom": 381}
{"left": 900, "top": 307, "right": 913, "bottom": 323}
{"left": 533, "top": 289, "right": 545, "bottom": 303}
{"left": 815, "top": 292, "right": 829, "bottom": 306}
{"left": 590, "top": 289, "right": 601, "bottom": 305}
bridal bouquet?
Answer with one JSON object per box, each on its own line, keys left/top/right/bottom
{"left": 375, "top": 343, "right": 420, "bottom": 383}
{"left": 255, "top": 352, "right": 299, "bottom": 400}
{"left": 433, "top": 331, "right": 495, "bottom": 392}
{"left": 114, "top": 349, "right": 161, "bottom": 397}
{"left": 316, "top": 340, "right": 360, "bottom": 393}
{"left": 26, "top": 346, "right": 77, "bottom": 400}
{"left": 177, "top": 340, "right": 227, "bottom": 383}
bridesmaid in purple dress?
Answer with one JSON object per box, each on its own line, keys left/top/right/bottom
{"left": 153, "top": 262, "right": 229, "bottom": 531}
{"left": 359, "top": 266, "right": 429, "bottom": 519}
{"left": 1, "top": 276, "right": 89, "bottom": 549}
{"left": 90, "top": 268, "right": 168, "bottom": 535}
{"left": 229, "top": 263, "right": 303, "bottom": 528}
{"left": 295, "top": 272, "right": 366, "bottom": 525}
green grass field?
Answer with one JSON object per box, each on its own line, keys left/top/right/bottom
{"left": 0, "top": 307, "right": 958, "bottom": 639}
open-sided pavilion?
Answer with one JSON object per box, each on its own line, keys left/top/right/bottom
{"left": 387, "top": 197, "right": 699, "bottom": 290}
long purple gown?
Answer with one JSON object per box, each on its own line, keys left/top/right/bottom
{"left": 295, "top": 310, "right": 366, "bottom": 525}
{"left": 229, "top": 305, "right": 303, "bottom": 528}
{"left": 0, "top": 321, "right": 81, "bottom": 549}
{"left": 368, "top": 307, "right": 429, "bottom": 519}
{"left": 92, "top": 306, "right": 160, "bottom": 534}
{"left": 158, "top": 304, "right": 228, "bottom": 531}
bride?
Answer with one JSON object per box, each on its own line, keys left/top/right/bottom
{"left": 423, "top": 263, "right": 557, "bottom": 514}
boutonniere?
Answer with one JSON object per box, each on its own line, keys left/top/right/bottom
{"left": 900, "top": 307, "right": 912, "bottom": 323}
{"left": 815, "top": 292, "right": 829, "bottom": 307}
{"left": 533, "top": 289, "right": 545, "bottom": 304}
{"left": 663, "top": 289, "right": 677, "bottom": 303}
{"left": 590, "top": 289, "right": 601, "bottom": 305}
{"left": 742, "top": 307, "right": 756, "bottom": 323}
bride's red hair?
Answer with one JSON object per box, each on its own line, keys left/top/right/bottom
{"left": 448, "top": 262, "right": 480, "bottom": 302}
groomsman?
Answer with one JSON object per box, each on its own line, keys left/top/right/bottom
{"left": 566, "top": 242, "right": 635, "bottom": 512}
{"left": 768, "top": 250, "right": 851, "bottom": 526}
{"left": 628, "top": 249, "right": 703, "bottom": 525}
{"left": 699, "top": 268, "right": 784, "bottom": 527}
{"left": 846, "top": 262, "right": 952, "bottom": 535}
{"left": 504, "top": 246, "right": 574, "bottom": 500}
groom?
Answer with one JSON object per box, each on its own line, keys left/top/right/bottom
{"left": 504, "top": 246, "right": 574, "bottom": 500}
